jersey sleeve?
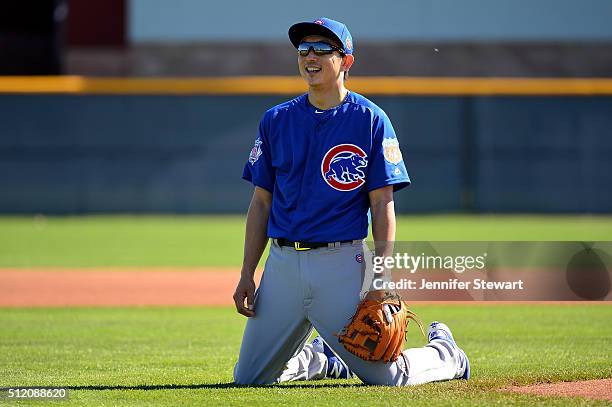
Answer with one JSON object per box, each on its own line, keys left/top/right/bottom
{"left": 366, "top": 111, "right": 411, "bottom": 192}
{"left": 242, "top": 115, "right": 275, "bottom": 192}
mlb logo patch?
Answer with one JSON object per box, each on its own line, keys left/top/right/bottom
{"left": 249, "top": 138, "right": 263, "bottom": 165}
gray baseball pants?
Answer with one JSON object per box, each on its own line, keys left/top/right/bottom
{"left": 233, "top": 241, "right": 461, "bottom": 386}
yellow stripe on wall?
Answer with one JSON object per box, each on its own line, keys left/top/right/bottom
{"left": 2, "top": 76, "right": 612, "bottom": 95}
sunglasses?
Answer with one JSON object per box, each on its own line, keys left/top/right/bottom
{"left": 297, "top": 41, "right": 345, "bottom": 57}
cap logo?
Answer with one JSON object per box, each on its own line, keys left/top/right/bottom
{"left": 345, "top": 38, "right": 352, "bottom": 50}
{"left": 314, "top": 19, "right": 324, "bottom": 25}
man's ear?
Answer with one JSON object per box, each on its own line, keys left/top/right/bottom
{"left": 342, "top": 54, "right": 355, "bottom": 72}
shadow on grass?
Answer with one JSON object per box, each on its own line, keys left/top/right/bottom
{"left": 67, "top": 382, "right": 365, "bottom": 391}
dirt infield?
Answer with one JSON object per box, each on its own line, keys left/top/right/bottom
{"left": 0, "top": 268, "right": 262, "bottom": 307}
{"left": 3, "top": 268, "right": 612, "bottom": 307}
{"left": 506, "top": 379, "right": 612, "bottom": 401}
{"left": 2, "top": 268, "right": 611, "bottom": 307}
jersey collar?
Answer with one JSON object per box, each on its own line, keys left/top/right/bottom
{"left": 304, "top": 91, "right": 351, "bottom": 120}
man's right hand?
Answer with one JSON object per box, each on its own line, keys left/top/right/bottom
{"left": 233, "top": 275, "right": 256, "bottom": 317}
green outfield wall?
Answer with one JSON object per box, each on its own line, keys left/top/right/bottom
{"left": 1, "top": 93, "right": 611, "bottom": 214}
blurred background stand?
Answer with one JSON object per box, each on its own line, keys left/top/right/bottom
{"left": 0, "top": 0, "right": 67, "bottom": 75}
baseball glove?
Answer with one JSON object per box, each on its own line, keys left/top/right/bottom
{"left": 336, "top": 293, "right": 425, "bottom": 363}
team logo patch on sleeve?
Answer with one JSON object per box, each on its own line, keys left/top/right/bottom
{"left": 321, "top": 144, "right": 368, "bottom": 191}
{"left": 249, "top": 138, "right": 263, "bottom": 165}
{"left": 382, "top": 138, "right": 403, "bottom": 165}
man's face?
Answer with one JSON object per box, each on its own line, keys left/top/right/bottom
{"left": 298, "top": 35, "right": 347, "bottom": 88}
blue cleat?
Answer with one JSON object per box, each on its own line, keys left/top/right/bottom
{"left": 427, "top": 321, "right": 470, "bottom": 380}
{"left": 311, "top": 336, "right": 355, "bottom": 379}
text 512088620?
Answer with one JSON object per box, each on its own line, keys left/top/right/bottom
{"left": 1, "top": 387, "right": 69, "bottom": 400}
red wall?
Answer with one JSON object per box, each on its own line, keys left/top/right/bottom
{"left": 68, "top": 0, "right": 125, "bottom": 46}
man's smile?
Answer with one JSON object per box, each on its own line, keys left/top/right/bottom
{"left": 305, "top": 66, "right": 322, "bottom": 73}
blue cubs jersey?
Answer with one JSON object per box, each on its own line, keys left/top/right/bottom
{"left": 243, "top": 92, "right": 410, "bottom": 242}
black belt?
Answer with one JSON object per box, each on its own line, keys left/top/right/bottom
{"left": 275, "top": 238, "right": 353, "bottom": 251}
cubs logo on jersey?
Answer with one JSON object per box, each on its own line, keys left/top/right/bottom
{"left": 249, "top": 138, "right": 263, "bottom": 165}
{"left": 321, "top": 144, "right": 368, "bottom": 191}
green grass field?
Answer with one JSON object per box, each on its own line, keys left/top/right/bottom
{"left": 1, "top": 215, "right": 611, "bottom": 406}
{"left": 1, "top": 215, "right": 612, "bottom": 267}
{"left": 1, "top": 305, "right": 610, "bottom": 406}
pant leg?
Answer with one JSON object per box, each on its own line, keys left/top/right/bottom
{"left": 233, "top": 243, "right": 312, "bottom": 385}
{"left": 303, "top": 243, "right": 461, "bottom": 386}
{"left": 277, "top": 343, "right": 328, "bottom": 382}
{"left": 400, "top": 341, "right": 462, "bottom": 385}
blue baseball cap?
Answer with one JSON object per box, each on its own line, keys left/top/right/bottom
{"left": 289, "top": 17, "right": 353, "bottom": 55}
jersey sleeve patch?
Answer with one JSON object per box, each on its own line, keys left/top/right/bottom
{"left": 382, "top": 138, "right": 403, "bottom": 165}
{"left": 248, "top": 137, "right": 263, "bottom": 165}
